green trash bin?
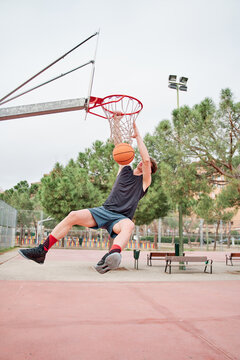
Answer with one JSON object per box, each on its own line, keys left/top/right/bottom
{"left": 175, "top": 243, "right": 179, "bottom": 256}
{"left": 133, "top": 250, "right": 140, "bottom": 269}
{"left": 175, "top": 242, "right": 185, "bottom": 269}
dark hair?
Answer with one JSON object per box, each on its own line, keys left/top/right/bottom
{"left": 150, "top": 157, "right": 158, "bottom": 174}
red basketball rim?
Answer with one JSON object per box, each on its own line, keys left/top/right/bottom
{"left": 101, "top": 95, "right": 143, "bottom": 116}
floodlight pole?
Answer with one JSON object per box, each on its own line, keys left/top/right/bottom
{"left": 176, "top": 86, "right": 182, "bottom": 258}
{"left": 168, "top": 75, "right": 188, "bottom": 258}
{"left": 176, "top": 86, "right": 180, "bottom": 109}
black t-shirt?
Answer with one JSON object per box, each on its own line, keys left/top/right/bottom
{"left": 103, "top": 166, "right": 148, "bottom": 219}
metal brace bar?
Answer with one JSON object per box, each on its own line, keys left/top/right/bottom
{"left": 0, "top": 98, "right": 86, "bottom": 121}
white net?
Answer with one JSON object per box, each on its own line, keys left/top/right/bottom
{"left": 101, "top": 95, "right": 142, "bottom": 145}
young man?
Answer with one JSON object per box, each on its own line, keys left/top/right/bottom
{"left": 19, "top": 122, "right": 157, "bottom": 273}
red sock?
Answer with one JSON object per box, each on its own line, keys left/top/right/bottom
{"left": 110, "top": 244, "right": 122, "bottom": 253}
{"left": 43, "top": 234, "right": 58, "bottom": 251}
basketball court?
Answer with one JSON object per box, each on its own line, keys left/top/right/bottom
{"left": 0, "top": 32, "right": 240, "bottom": 359}
{"left": 0, "top": 249, "right": 240, "bottom": 360}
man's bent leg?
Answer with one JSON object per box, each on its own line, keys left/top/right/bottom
{"left": 95, "top": 219, "right": 134, "bottom": 274}
{"left": 112, "top": 218, "right": 135, "bottom": 249}
{"left": 18, "top": 209, "right": 97, "bottom": 264}
{"left": 43, "top": 209, "right": 97, "bottom": 251}
{"left": 51, "top": 209, "right": 97, "bottom": 240}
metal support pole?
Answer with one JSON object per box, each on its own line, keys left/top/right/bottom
{"left": 220, "top": 220, "right": 223, "bottom": 243}
{"left": 206, "top": 223, "right": 209, "bottom": 251}
{"left": 179, "top": 205, "right": 183, "bottom": 255}
{"left": 136, "top": 225, "right": 140, "bottom": 248}
{"left": 200, "top": 219, "right": 204, "bottom": 248}
{"left": 176, "top": 86, "right": 180, "bottom": 109}
{"left": 100, "top": 228, "right": 103, "bottom": 249}
{"left": 158, "top": 218, "right": 162, "bottom": 248}
{"left": 36, "top": 215, "right": 53, "bottom": 245}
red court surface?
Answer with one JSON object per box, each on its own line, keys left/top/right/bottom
{"left": 1, "top": 279, "right": 240, "bottom": 360}
{"left": 1, "top": 249, "right": 240, "bottom": 359}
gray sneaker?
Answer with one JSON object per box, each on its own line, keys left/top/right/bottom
{"left": 95, "top": 252, "right": 122, "bottom": 274}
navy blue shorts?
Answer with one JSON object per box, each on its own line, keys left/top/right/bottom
{"left": 88, "top": 206, "right": 128, "bottom": 238}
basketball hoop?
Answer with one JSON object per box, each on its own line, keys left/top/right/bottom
{"left": 87, "top": 95, "right": 143, "bottom": 145}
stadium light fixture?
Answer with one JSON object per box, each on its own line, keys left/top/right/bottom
{"left": 168, "top": 75, "right": 188, "bottom": 108}
{"left": 168, "top": 83, "right": 178, "bottom": 90}
{"left": 179, "top": 77, "right": 188, "bottom": 85}
{"left": 168, "top": 74, "right": 177, "bottom": 83}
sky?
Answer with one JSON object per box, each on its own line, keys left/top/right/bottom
{"left": 0, "top": 0, "right": 240, "bottom": 191}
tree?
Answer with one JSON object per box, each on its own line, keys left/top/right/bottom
{"left": 156, "top": 88, "right": 240, "bottom": 253}
{"left": 183, "top": 217, "right": 200, "bottom": 247}
{"left": 195, "top": 193, "right": 236, "bottom": 250}
{"left": 40, "top": 140, "right": 118, "bottom": 221}
{"left": 0, "top": 181, "right": 37, "bottom": 243}
{"left": 77, "top": 140, "right": 117, "bottom": 202}
{"left": 150, "top": 118, "right": 210, "bottom": 255}
{"left": 162, "top": 216, "right": 179, "bottom": 244}
{"left": 40, "top": 162, "right": 100, "bottom": 221}
{"left": 173, "top": 89, "right": 240, "bottom": 198}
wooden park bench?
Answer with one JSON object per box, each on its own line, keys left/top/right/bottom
{"left": 164, "top": 256, "right": 213, "bottom": 274}
{"left": 225, "top": 253, "right": 240, "bottom": 266}
{"left": 147, "top": 252, "right": 183, "bottom": 266}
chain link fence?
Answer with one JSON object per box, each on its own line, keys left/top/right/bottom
{"left": 136, "top": 216, "right": 240, "bottom": 249}
{"left": 0, "top": 200, "right": 17, "bottom": 249}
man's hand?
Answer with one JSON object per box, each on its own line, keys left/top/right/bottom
{"left": 132, "top": 121, "right": 140, "bottom": 139}
{"left": 113, "top": 112, "right": 123, "bottom": 122}
{"left": 112, "top": 112, "right": 123, "bottom": 144}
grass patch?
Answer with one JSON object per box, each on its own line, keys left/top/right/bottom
{"left": 0, "top": 246, "right": 18, "bottom": 255}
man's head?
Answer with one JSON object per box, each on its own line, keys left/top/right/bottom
{"left": 136, "top": 158, "right": 158, "bottom": 174}
{"left": 150, "top": 157, "right": 158, "bottom": 174}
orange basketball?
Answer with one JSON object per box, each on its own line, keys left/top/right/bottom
{"left": 113, "top": 143, "right": 135, "bottom": 165}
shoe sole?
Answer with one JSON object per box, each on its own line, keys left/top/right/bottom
{"left": 95, "top": 253, "right": 122, "bottom": 274}
{"left": 18, "top": 249, "right": 44, "bottom": 264}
